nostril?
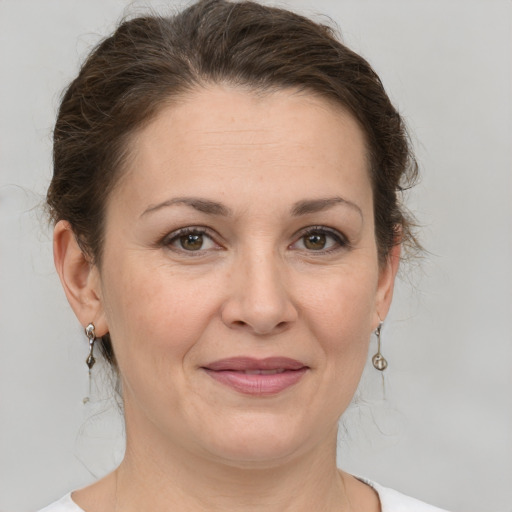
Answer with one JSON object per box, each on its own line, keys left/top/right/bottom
{"left": 228, "top": 319, "right": 289, "bottom": 334}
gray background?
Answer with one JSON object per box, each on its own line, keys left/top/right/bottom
{"left": 1, "top": 1, "right": 511, "bottom": 511}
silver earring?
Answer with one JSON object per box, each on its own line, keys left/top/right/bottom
{"left": 85, "top": 323, "right": 96, "bottom": 369}
{"left": 372, "top": 322, "right": 388, "bottom": 371}
{"left": 83, "top": 323, "right": 96, "bottom": 404}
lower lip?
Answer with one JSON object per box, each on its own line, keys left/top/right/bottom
{"left": 203, "top": 368, "right": 308, "bottom": 395}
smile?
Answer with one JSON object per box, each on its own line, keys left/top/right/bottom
{"left": 202, "top": 357, "right": 309, "bottom": 396}
{"left": 240, "top": 369, "right": 286, "bottom": 375}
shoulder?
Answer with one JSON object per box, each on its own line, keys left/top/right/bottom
{"left": 37, "top": 493, "right": 84, "bottom": 512}
{"left": 360, "top": 478, "right": 451, "bottom": 512}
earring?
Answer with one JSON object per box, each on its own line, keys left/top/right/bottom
{"left": 85, "top": 323, "right": 96, "bottom": 370}
{"left": 372, "top": 322, "right": 388, "bottom": 371}
{"left": 83, "top": 323, "right": 96, "bottom": 404}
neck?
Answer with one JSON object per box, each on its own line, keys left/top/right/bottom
{"left": 113, "top": 423, "right": 350, "bottom": 512}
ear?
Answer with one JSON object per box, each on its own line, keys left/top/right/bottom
{"left": 374, "top": 241, "right": 401, "bottom": 328}
{"left": 53, "top": 220, "right": 109, "bottom": 336}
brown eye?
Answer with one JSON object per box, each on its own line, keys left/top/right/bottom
{"left": 290, "top": 227, "right": 347, "bottom": 253}
{"left": 303, "top": 233, "right": 327, "bottom": 250}
{"left": 165, "top": 228, "right": 218, "bottom": 253}
{"left": 179, "top": 233, "right": 204, "bottom": 251}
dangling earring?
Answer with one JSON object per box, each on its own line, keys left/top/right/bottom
{"left": 83, "top": 323, "right": 96, "bottom": 404}
{"left": 85, "top": 323, "right": 96, "bottom": 370}
{"left": 372, "top": 322, "right": 388, "bottom": 371}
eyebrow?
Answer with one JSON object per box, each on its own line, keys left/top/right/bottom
{"left": 141, "top": 197, "right": 232, "bottom": 217}
{"left": 291, "top": 196, "right": 363, "bottom": 219}
{"left": 141, "top": 195, "right": 363, "bottom": 219}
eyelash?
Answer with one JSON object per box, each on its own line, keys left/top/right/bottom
{"left": 161, "top": 225, "right": 350, "bottom": 255}
{"left": 162, "top": 227, "right": 220, "bottom": 255}
{"left": 291, "top": 226, "right": 350, "bottom": 254}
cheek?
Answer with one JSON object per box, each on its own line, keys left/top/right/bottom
{"left": 100, "top": 259, "right": 220, "bottom": 376}
{"left": 99, "top": 254, "right": 236, "bottom": 384}
{"left": 301, "top": 264, "right": 378, "bottom": 379}
{"left": 304, "top": 265, "right": 377, "bottom": 336}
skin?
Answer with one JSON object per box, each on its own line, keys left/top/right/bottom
{"left": 54, "top": 85, "right": 400, "bottom": 511}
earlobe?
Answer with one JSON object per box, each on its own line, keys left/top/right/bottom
{"left": 374, "top": 242, "right": 401, "bottom": 326}
{"left": 53, "top": 220, "right": 108, "bottom": 336}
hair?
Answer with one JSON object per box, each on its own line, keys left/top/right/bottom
{"left": 47, "top": 0, "right": 419, "bottom": 369}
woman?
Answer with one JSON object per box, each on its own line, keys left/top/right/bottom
{"left": 40, "top": 0, "right": 447, "bottom": 510}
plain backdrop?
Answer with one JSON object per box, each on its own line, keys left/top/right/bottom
{"left": 1, "top": 1, "right": 511, "bottom": 511}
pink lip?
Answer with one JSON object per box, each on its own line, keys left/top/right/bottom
{"left": 202, "top": 357, "right": 308, "bottom": 396}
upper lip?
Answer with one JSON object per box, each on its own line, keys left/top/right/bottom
{"left": 203, "top": 357, "right": 307, "bottom": 371}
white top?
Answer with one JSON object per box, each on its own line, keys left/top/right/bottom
{"left": 38, "top": 480, "right": 450, "bottom": 511}
{"left": 364, "top": 480, "right": 449, "bottom": 511}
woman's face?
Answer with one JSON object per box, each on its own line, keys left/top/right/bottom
{"left": 91, "top": 86, "right": 398, "bottom": 466}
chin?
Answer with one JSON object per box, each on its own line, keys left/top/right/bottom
{"left": 197, "top": 413, "right": 330, "bottom": 468}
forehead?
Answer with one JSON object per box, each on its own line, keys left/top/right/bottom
{"left": 115, "top": 85, "right": 371, "bottom": 212}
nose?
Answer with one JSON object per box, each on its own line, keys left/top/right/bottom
{"left": 221, "top": 250, "right": 298, "bottom": 336}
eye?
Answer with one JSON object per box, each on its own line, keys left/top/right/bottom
{"left": 303, "top": 232, "right": 329, "bottom": 251}
{"left": 291, "top": 227, "right": 348, "bottom": 252}
{"left": 164, "top": 228, "right": 218, "bottom": 252}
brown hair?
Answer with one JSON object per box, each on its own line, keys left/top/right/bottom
{"left": 47, "top": 0, "right": 418, "bottom": 368}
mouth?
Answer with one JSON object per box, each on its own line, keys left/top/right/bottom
{"left": 201, "top": 357, "right": 309, "bottom": 396}
{"left": 234, "top": 369, "right": 288, "bottom": 375}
